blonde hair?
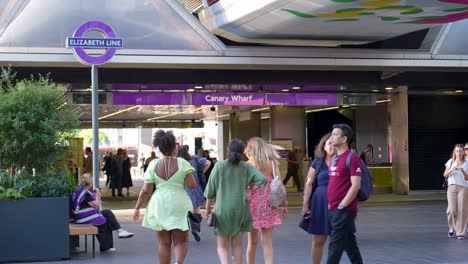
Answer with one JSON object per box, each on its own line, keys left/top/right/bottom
{"left": 245, "top": 137, "right": 281, "bottom": 170}
{"left": 79, "top": 174, "right": 92, "bottom": 188}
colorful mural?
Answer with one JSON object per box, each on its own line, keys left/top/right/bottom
{"left": 282, "top": 0, "right": 468, "bottom": 24}
{"left": 199, "top": 0, "right": 468, "bottom": 46}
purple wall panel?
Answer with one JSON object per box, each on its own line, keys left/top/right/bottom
{"left": 113, "top": 92, "right": 190, "bottom": 105}
{"left": 266, "top": 93, "right": 337, "bottom": 106}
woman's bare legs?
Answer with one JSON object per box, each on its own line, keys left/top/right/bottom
{"left": 247, "top": 230, "right": 259, "bottom": 264}
{"left": 260, "top": 228, "right": 274, "bottom": 264}
{"left": 217, "top": 236, "right": 230, "bottom": 264}
{"left": 172, "top": 229, "right": 189, "bottom": 264}
{"left": 231, "top": 232, "right": 244, "bottom": 264}
{"left": 311, "top": 235, "right": 328, "bottom": 264}
{"left": 156, "top": 231, "right": 172, "bottom": 264}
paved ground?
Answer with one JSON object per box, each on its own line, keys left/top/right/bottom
{"left": 99, "top": 179, "right": 448, "bottom": 210}
{"left": 21, "top": 199, "right": 468, "bottom": 264}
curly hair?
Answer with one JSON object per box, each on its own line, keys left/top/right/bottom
{"left": 153, "top": 130, "right": 176, "bottom": 156}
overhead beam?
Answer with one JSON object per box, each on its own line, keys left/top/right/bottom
{"left": 80, "top": 120, "right": 205, "bottom": 129}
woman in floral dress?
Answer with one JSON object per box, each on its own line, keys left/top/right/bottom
{"left": 244, "top": 137, "right": 288, "bottom": 264}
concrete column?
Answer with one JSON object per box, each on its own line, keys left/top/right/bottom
{"left": 391, "top": 86, "right": 410, "bottom": 194}
{"left": 270, "top": 106, "right": 306, "bottom": 148}
{"left": 229, "top": 112, "right": 261, "bottom": 143}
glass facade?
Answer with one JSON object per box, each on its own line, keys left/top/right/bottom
{"left": 0, "top": 0, "right": 215, "bottom": 51}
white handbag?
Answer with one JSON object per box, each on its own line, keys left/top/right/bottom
{"left": 268, "top": 160, "right": 287, "bottom": 207}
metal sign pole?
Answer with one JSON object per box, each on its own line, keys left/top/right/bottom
{"left": 67, "top": 21, "right": 122, "bottom": 190}
{"left": 91, "top": 65, "right": 99, "bottom": 189}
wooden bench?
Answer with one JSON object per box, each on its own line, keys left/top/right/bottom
{"left": 69, "top": 223, "right": 98, "bottom": 258}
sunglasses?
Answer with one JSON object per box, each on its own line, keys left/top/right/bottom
{"left": 331, "top": 155, "right": 340, "bottom": 167}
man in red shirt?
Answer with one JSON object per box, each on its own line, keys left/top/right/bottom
{"left": 327, "top": 124, "right": 363, "bottom": 264}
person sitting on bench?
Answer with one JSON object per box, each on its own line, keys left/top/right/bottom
{"left": 72, "top": 176, "right": 134, "bottom": 252}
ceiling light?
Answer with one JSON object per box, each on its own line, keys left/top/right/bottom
{"left": 147, "top": 106, "right": 209, "bottom": 121}
{"left": 99, "top": 106, "right": 139, "bottom": 120}
{"left": 385, "top": 87, "right": 393, "bottom": 91}
{"left": 194, "top": 85, "right": 203, "bottom": 89}
{"left": 306, "top": 106, "right": 339, "bottom": 113}
{"left": 251, "top": 107, "right": 269, "bottom": 113}
{"left": 186, "top": 88, "right": 195, "bottom": 92}
{"left": 292, "top": 86, "right": 301, "bottom": 90}
{"left": 455, "top": 90, "right": 463, "bottom": 93}
{"left": 376, "top": 99, "right": 391, "bottom": 104}
{"left": 371, "top": 89, "right": 379, "bottom": 92}
{"left": 281, "top": 89, "right": 289, "bottom": 92}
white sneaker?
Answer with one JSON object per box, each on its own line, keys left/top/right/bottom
{"left": 448, "top": 229, "right": 455, "bottom": 238}
{"left": 102, "top": 248, "right": 116, "bottom": 252}
{"left": 118, "top": 230, "right": 134, "bottom": 239}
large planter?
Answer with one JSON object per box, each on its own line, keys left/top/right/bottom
{"left": 0, "top": 197, "right": 70, "bottom": 262}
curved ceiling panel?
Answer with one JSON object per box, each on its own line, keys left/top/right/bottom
{"left": 0, "top": 0, "right": 216, "bottom": 51}
{"left": 200, "top": 0, "right": 468, "bottom": 46}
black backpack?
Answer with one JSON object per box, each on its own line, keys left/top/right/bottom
{"left": 345, "top": 152, "right": 373, "bottom": 202}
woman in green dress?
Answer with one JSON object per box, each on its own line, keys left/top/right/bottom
{"left": 133, "top": 130, "right": 196, "bottom": 264}
{"left": 204, "top": 139, "right": 266, "bottom": 264}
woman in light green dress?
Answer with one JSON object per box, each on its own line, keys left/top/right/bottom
{"left": 134, "top": 130, "right": 196, "bottom": 264}
{"left": 205, "top": 139, "right": 266, "bottom": 264}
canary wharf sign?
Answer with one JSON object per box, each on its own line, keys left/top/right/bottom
{"left": 66, "top": 21, "right": 122, "bottom": 65}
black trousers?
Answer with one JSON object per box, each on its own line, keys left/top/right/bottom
{"left": 96, "top": 209, "right": 122, "bottom": 251}
{"left": 283, "top": 167, "right": 302, "bottom": 191}
{"left": 111, "top": 173, "right": 123, "bottom": 196}
{"left": 327, "top": 209, "right": 363, "bottom": 264}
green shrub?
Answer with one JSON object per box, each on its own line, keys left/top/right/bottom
{"left": 0, "top": 68, "right": 80, "bottom": 199}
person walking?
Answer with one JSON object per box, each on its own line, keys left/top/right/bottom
{"left": 359, "top": 144, "right": 373, "bottom": 165}
{"left": 122, "top": 149, "right": 133, "bottom": 196}
{"left": 244, "top": 137, "right": 288, "bottom": 264}
{"left": 283, "top": 145, "right": 302, "bottom": 192}
{"left": 139, "top": 152, "right": 145, "bottom": 177}
{"left": 83, "top": 147, "right": 93, "bottom": 175}
{"left": 465, "top": 143, "right": 468, "bottom": 161}
{"left": 178, "top": 146, "right": 211, "bottom": 241}
{"left": 327, "top": 124, "right": 363, "bottom": 264}
{"left": 144, "top": 151, "right": 157, "bottom": 172}
{"left": 110, "top": 148, "right": 124, "bottom": 197}
{"left": 133, "top": 130, "right": 196, "bottom": 264}
{"left": 300, "top": 132, "right": 335, "bottom": 264}
{"left": 444, "top": 144, "right": 468, "bottom": 240}
{"left": 204, "top": 139, "right": 266, "bottom": 264}
{"left": 202, "top": 150, "right": 215, "bottom": 182}
{"left": 102, "top": 152, "right": 113, "bottom": 187}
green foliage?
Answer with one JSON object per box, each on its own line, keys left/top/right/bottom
{"left": 31, "top": 170, "right": 76, "bottom": 198}
{"left": 79, "top": 129, "right": 111, "bottom": 146}
{"left": 0, "top": 171, "right": 33, "bottom": 199}
{"left": 0, "top": 68, "right": 80, "bottom": 199}
{"left": 0, "top": 69, "right": 80, "bottom": 174}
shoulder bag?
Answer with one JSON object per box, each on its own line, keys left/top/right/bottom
{"left": 208, "top": 161, "right": 224, "bottom": 227}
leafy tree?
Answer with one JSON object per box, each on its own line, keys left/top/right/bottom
{"left": 0, "top": 68, "right": 79, "bottom": 198}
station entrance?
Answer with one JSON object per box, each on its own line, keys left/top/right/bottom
{"left": 60, "top": 78, "right": 394, "bottom": 194}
